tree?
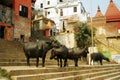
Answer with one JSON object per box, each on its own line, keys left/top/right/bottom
{"left": 74, "top": 22, "right": 95, "bottom": 48}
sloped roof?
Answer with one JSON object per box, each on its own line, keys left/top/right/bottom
{"left": 105, "top": 0, "right": 120, "bottom": 21}
{"left": 95, "top": 6, "right": 103, "bottom": 17}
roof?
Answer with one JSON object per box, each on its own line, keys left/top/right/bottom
{"left": 105, "top": 0, "right": 120, "bottom": 21}
{"left": 95, "top": 6, "right": 103, "bottom": 17}
{"left": 57, "top": 2, "right": 78, "bottom": 8}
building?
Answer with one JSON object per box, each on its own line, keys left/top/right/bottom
{"left": 87, "top": 6, "right": 106, "bottom": 36}
{"left": 88, "top": 0, "right": 120, "bottom": 53}
{"left": 105, "top": 0, "right": 120, "bottom": 38}
{"left": 35, "top": 0, "right": 87, "bottom": 32}
{"left": 0, "top": 0, "right": 36, "bottom": 41}
{"left": 31, "top": 15, "right": 55, "bottom": 39}
{"left": 0, "top": 0, "right": 13, "bottom": 40}
{"left": 88, "top": 0, "right": 120, "bottom": 37}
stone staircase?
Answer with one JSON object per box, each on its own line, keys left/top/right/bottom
{"left": 0, "top": 39, "right": 120, "bottom": 80}
{"left": 96, "top": 35, "right": 120, "bottom": 53}
{"left": 0, "top": 39, "right": 25, "bottom": 58}
{"left": 0, "top": 39, "right": 58, "bottom": 66}
{"left": 1, "top": 64, "right": 120, "bottom": 80}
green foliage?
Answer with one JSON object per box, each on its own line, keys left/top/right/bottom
{"left": 0, "top": 68, "right": 12, "bottom": 80}
{"left": 74, "top": 22, "right": 95, "bottom": 48}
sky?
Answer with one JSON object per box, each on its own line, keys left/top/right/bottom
{"left": 81, "top": 0, "right": 120, "bottom": 17}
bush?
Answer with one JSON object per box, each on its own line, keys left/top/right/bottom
{"left": 0, "top": 68, "right": 12, "bottom": 80}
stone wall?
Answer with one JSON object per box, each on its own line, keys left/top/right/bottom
{"left": 55, "top": 32, "right": 77, "bottom": 48}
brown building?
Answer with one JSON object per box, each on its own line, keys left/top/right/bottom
{"left": 32, "top": 15, "right": 55, "bottom": 39}
{"left": 88, "top": 0, "right": 120, "bottom": 38}
{"left": 88, "top": 0, "right": 120, "bottom": 53}
{"left": 0, "top": 0, "right": 36, "bottom": 41}
{"left": 88, "top": 6, "right": 106, "bottom": 37}
{"left": 0, "top": 2, "right": 13, "bottom": 40}
{"left": 105, "top": 0, "right": 120, "bottom": 38}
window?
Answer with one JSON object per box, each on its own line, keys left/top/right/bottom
{"left": 0, "top": 10, "right": 3, "bottom": 22}
{"left": 74, "top": 7, "right": 77, "bottom": 12}
{"left": 47, "top": 1, "right": 50, "bottom": 5}
{"left": 40, "top": 3, "right": 43, "bottom": 8}
{"left": 19, "top": 5, "right": 28, "bottom": 18}
{"left": 60, "top": 9, "right": 63, "bottom": 16}
{"left": 59, "top": 0, "right": 63, "bottom": 2}
{"left": 48, "top": 12, "right": 50, "bottom": 14}
{"left": 0, "top": 10, "right": 5, "bottom": 22}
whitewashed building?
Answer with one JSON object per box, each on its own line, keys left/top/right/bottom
{"left": 35, "top": 0, "right": 87, "bottom": 32}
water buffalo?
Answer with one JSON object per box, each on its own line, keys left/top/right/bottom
{"left": 50, "top": 45, "right": 68, "bottom": 67}
{"left": 23, "top": 39, "right": 58, "bottom": 67}
{"left": 50, "top": 46, "right": 89, "bottom": 67}
{"left": 90, "top": 52, "right": 110, "bottom": 65}
{"left": 67, "top": 47, "right": 89, "bottom": 67}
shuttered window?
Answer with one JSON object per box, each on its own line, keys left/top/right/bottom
{"left": 19, "top": 5, "right": 28, "bottom": 18}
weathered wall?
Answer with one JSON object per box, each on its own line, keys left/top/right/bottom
{"left": 13, "top": 0, "right": 32, "bottom": 41}
{"left": 0, "top": 5, "right": 12, "bottom": 24}
{"left": 55, "top": 33, "right": 76, "bottom": 48}
{"left": 0, "top": 4, "right": 13, "bottom": 40}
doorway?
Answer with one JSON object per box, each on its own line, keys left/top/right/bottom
{"left": 0, "top": 26, "right": 5, "bottom": 39}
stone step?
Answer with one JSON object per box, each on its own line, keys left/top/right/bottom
{"left": 0, "top": 58, "right": 58, "bottom": 66}
{"left": 9, "top": 66, "right": 118, "bottom": 76}
{"left": 0, "top": 59, "right": 84, "bottom": 66}
{"left": 104, "top": 75, "right": 120, "bottom": 80}
{"left": 46, "top": 69, "right": 120, "bottom": 80}
{"left": 85, "top": 71, "right": 120, "bottom": 80}
{"left": 0, "top": 62, "right": 58, "bottom": 66}
{"left": 0, "top": 57, "right": 114, "bottom": 66}
{"left": 0, "top": 78, "right": 8, "bottom": 80}
{"left": 2, "top": 64, "right": 119, "bottom": 80}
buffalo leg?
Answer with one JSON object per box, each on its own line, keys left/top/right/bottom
{"left": 42, "top": 56, "right": 45, "bottom": 67}
{"left": 64, "top": 58, "right": 67, "bottom": 67}
{"left": 100, "top": 60, "right": 103, "bottom": 65}
{"left": 74, "top": 58, "right": 78, "bottom": 67}
{"left": 60, "top": 58, "right": 62, "bottom": 67}
{"left": 57, "top": 58, "right": 60, "bottom": 66}
{"left": 36, "top": 57, "right": 39, "bottom": 67}
{"left": 26, "top": 57, "right": 30, "bottom": 66}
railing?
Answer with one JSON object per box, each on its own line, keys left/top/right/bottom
{"left": 96, "top": 38, "right": 120, "bottom": 53}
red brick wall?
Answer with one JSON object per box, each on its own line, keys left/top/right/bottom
{"left": 13, "top": 0, "right": 32, "bottom": 19}
{"left": 13, "top": 0, "right": 32, "bottom": 41}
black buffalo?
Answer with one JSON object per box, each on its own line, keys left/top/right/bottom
{"left": 50, "top": 46, "right": 89, "bottom": 67}
{"left": 23, "top": 40, "right": 58, "bottom": 67}
{"left": 50, "top": 45, "right": 68, "bottom": 67}
{"left": 90, "top": 52, "right": 110, "bottom": 65}
{"left": 67, "top": 47, "right": 89, "bottom": 67}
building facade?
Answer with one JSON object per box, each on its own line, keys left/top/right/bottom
{"left": 88, "top": 0, "right": 120, "bottom": 53}
{"left": 32, "top": 15, "right": 55, "bottom": 39}
{"left": 0, "top": 0, "right": 35, "bottom": 41}
{"left": 0, "top": 3, "right": 13, "bottom": 40}
{"left": 35, "top": 0, "right": 87, "bottom": 32}
{"left": 105, "top": 0, "right": 120, "bottom": 37}
{"left": 13, "top": 0, "right": 33, "bottom": 41}
{"left": 88, "top": 0, "right": 120, "bottom": 38}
